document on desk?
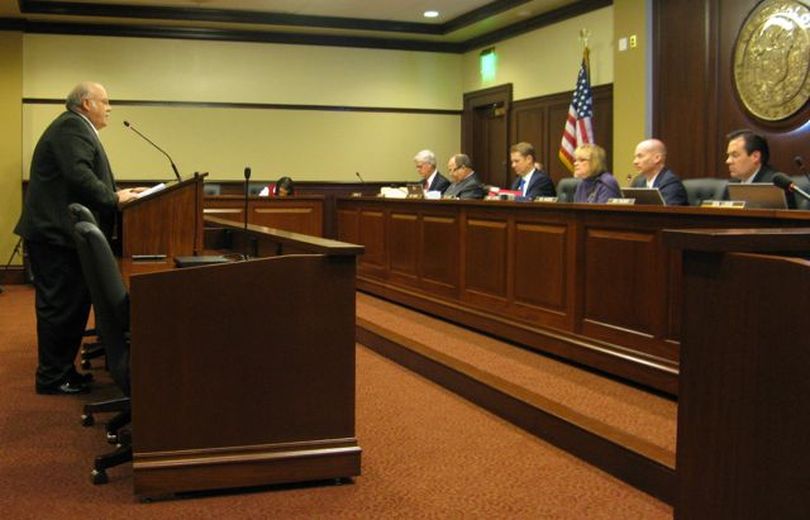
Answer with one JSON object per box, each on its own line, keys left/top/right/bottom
{"left": 137, "top": 183, "right": 167, "bottom": 198}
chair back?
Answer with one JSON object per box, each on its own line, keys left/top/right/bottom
{"left": 68, "top": 202, "right": 99, "bottom": 226}
{"left": 791, "top": 175, "right": 810, "bottom": 210}
{"left": 203, "top": 183, "right": 222, "bottom": 196}
{"left": 248, "top": 183, "right": 266, "bottom": 196}
{"left": 556, "top": 177, "right": 581, "bottom": 202}
{"left": 682, "top": 178, "right": 728, "bottom": 206}
{"left": 73, "top": 220, "right": 131, "bottom": 396}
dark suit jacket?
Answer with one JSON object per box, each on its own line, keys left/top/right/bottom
{"left": 427, "top": 171, "right": 451, "bottom": 194}
{"left": 444, "top": 171, "right": 486, "bottom": 200}
{"left": 15, "top": 110, "right": 118, "bottom": 247}
{"left": 511, "top": 169, "right": 556, "bottom": 199}
{"left": 728, "top": 164, "right": 796, "bottom": 209}
{"left": 631, "top": 167, "right": 688, "bottom": 205}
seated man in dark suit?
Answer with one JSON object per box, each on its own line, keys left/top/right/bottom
{"left": 509, "top": 142, "right": 555, "bottom": 199}
{"left": 443, "top": 154, "right": 486, "bottom": 200}
{"left": 725, "top": 129, "right": 795, "bottom": 208}
{"left": 413, "top": 149, "right": 451, "bottom": 194}
{"left": 630, "top": 139, "right": 688, "bottom": 205}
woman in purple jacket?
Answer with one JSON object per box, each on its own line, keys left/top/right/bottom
{"left": 572, "top": 144, "right": 621, "bottom": 203}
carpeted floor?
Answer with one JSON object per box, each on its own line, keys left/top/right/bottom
{"left": 0, "top": 286, "right": 671, "bottom": 518}
{"left": 356, "top": 292, "right": 677, "bottom": 454}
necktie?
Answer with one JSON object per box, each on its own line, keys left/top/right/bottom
{"left": 424, "top": 179, "right": 430, "bottom": 191}
{"left": 518, "top": 178, "right": 526, "bottom": 195}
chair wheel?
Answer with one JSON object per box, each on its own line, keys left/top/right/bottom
{"left": 91, "top": 469, "right": 108, "bottom": 485}
{"left": 81, "top": 414, "right": 94, "bottom": 427}
{"left": 106, "top": 431, "right": 118, "bottom": 444}
{"left": 80, "top": 360, "right": 91, "bottom": 370}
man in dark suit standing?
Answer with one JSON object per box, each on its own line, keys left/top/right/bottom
{"left": 413, "top": 149, "right": 450, "bottom": 194}
{"left": 509, "top": 142, "right": 555, "bottom": 199}
{"left": 15, "top": 81, "right": 144, "bottom": 395}
{"left": 725, "top": 129, "right": 795, "bottom": 208}
{"left": 443, "top": 154, "right": 486, "bottom": 200}
{"left": 630, "top": 139, "right": 688, "bottom": 205}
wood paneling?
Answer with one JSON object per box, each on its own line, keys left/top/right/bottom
{"left": 582, "top": 228, "right": 658, "bottom": 338}
{"left": 513, "top": 222, "right": 568, "bottom": 312}
{"left": 464, "top": 217, "right": 508, "bottom": 301}
{"left": 666, "top": 229, "right": 810, "bottom": 518}
{"left": 420, "top": 214, "right": 459, "bottom": 295}
{"left": 131, "top": 220, "right": 362, "bottom": 497}
{"left": 388, "top": 212, "right": 418, "bottom": 279}
{"left": 339, "top": 197, "right": 810, "bottom": 394}
{"left": 203, "top": 196, "right": 323, "bottom": 236}
{"left": 654, "top": 0, "right": 810, "bottom": 180}
{"left": 358, "top": 210, "right": 386, "bottom": 271}
{"left": 511, "top": 85, "right": 614, "bottom": 186}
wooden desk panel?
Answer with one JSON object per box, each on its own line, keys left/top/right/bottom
{"left": 204, "top": 196, "right": 324, "bottom": 237}
{"left": 337, "top": 198, "right": 810, "bottom": 394}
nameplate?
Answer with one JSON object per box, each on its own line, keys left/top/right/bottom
{"left": 534, "top": 196, "right": 559, "bottom": 203}
{"left": 607, "top": 198, "right": 635, "bottom": 205}
{"left": 701, "top": 200, "right": 745, "bottom": 208}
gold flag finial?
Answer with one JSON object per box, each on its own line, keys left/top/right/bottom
{"left": 579, "top": 28, "right": 591, "bottom": 48}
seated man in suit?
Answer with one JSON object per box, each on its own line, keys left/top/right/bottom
{"left": 630, "top": 139, "right": 688, "bottom": 205}
{"left": 509, "top": 142, "right": 555, "bottom": 199}
{"left": 443, "top": 154, "right": 486, "bottom": 200}
{"left": 414, "top": 149, "right": 451, "bottom": 194}
{"left": 725, "top": 128, "right": 795, "bottom": 208}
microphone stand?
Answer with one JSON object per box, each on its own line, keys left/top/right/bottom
{"left": 0, "top": 238, "right": 24, "bottom": 294}
{"left": 123, "top": 121, "right": 182, "bottom": 183}
{"left": 243, "top": 167, "right": 251, "bottom": 231}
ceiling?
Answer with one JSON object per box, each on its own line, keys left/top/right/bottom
{"left": 1, "top": 0, "right": 608, "bottom": 52}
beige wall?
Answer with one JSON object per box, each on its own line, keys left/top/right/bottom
{"left": 22, "top": 34, "right": 463, "bottom": 181}
{"left": 4, "top": 4, "right": 653, "bottom": 264}
{"left": 0, "top": 31, "right": 23, "bottom": 267}
{"left": 613, "top": 0, "right": 650, "bottom": 184}
{"left": 462, "top": 6, "right": 615, "bottom": 98}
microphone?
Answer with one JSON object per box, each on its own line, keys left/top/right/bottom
{"left": 243, "top": 166, "right": 251, "bottom": 230}
{"left": 772, "top": 172, "right": 810, "bottom": 201}
{"left": 123, "top": 121, "right": 182, "bottom": 182}
{"left": 355, "top": 171, "right": 365, "bottom": 183}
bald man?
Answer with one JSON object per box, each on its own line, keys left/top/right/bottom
{"left": 16, "top": 81, "right": 144, "bottom": 395}
{"left": 630, "top": 139, "right": 688, "bottom": 205}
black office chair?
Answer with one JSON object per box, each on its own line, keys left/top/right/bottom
{"left": 203, "top": 183, "right": 222, "bottom": 196}
{"left": 556, "top": 177, "right": 581, "bottom": 202}
{"left": 248, "top": 182, "right": 267, "bottom": 196}
{"left": 682, "top": 178, "right": 728, "bottom": 206}
{"left": 791, "top": 175, "right": 810, "bottom": 211}
{"left": 72, "top": 215, "right": 132, "bottom": 485}
{"left": 67, "top": 204, "right": 106, "bottom": 370}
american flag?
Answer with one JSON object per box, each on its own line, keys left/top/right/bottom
{"left": 558, "top": 47, "right": 594, "bottom": 172}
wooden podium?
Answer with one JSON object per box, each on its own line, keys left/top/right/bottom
{"left": 128, "top": 218, "right": 363, "bottom": 497}
{"left": 665, "top": 228, "right": 810, "bottom": 519}
{"left": 120, "top": 174, "right": 205, "bottom": 258}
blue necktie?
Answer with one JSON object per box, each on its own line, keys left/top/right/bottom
{"left": 517, "top": 178, "right": 526, "bottom": 195}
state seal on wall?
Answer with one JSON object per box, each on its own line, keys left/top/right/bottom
{"left": 733, "top": 0, "right": 810, "bottom": 121}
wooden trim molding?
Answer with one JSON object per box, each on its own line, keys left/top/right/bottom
{"left": 4, "top": 1, "right": 614, "bottom": 53}
{"left": 22, "top": 97, "right": 462, "bottom": 116}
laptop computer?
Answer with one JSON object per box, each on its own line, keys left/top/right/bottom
{"left": 726, "top": 183, "right": 787, "bottom": 209}
{"left": 619, "top": 187, "right": 666, "bottom": 206}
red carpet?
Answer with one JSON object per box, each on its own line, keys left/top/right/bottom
{"left": 0, "top": 286, "right": 671, "bottom": 518}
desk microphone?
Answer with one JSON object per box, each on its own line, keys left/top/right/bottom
{"left": 355, "top": 171, "right": 365, "bottom": 183}
{"left": 123, "top": 121, "right": 182, "bottom": 182}
{"left": 243, "top": 166, "right": 251, "bottom": 230}
{"left": 773, "top": 172, "right": 810, "bottom": 201}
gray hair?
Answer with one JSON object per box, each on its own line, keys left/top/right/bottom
{"left": 451, "top": 153, "right": 473, "bottom": 170}
{"left": 413, "top": 149, "right": 436, "bottom": 167}
{"left": 65, "top": 82, "right": 96, "bottom": 110}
